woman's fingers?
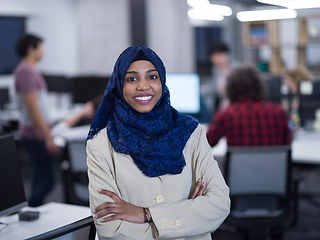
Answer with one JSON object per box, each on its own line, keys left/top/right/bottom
{"left": 99, "top": 213, "right": 120, "bottom": 223}
{"left": 93, "top": 189, "right": 121, "bottom": 214}
{"left": 94, "top": 201, "right": 145, "bottom": 223}
{"left": 97, "top": 189, "right": 122, "bottom": 201}
{"left": 94, "top": 201, "right": 116, "bottom": 216}
{"left": 190, "top": 178, "right": 207, "bottom": 199}
{"left": 190, "top": 178, "right": 202, "bottom": 199}
{"left": 197, "top": 181, "right": 207, "bottom": 197}
{"left": 98, "top": 204, "right": 144, "bottom": 223}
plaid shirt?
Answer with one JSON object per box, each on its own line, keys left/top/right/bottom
{"left": 206, "top": 99, "right": 292, "bottom": 147}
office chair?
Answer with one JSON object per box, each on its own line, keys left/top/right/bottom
{"left": 60, "top": 140, "right": 89, "bottom": 206}
{"left": 222, "top": 146, "right": 298, "bottom": 240}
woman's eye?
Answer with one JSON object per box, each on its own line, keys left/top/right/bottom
{"left": 126, "top": 77, "right": 136, "bottom": 82}
{"left": 149, "top": 75, "right": 157, "bottom": 80}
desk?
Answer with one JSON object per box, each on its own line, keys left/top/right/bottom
{"left": 0, "top": 104, "right": 85, "bottom": 125}
{"left": 291, "top": 130, "right": 320, "bottom": 165}
{"left": 0, "top": 202, "right": 94, "bottom": 240}
{"left": 211, "top": 130, "right": 320, "bottom": 165}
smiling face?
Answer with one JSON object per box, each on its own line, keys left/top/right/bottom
{"left": 123, "top": 60, "right": 162, "bottom": 113}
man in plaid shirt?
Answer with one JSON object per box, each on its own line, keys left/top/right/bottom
{"left": 206, "top": 64, "right": 291, "bottom": 147}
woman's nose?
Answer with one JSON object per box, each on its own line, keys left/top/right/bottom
{"left": 137, "top": 79, "right": 150, "bottom": 90}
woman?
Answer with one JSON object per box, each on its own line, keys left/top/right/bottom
{"left": 86, "top": 45, "right": 230, "bottom": 240}
{"left": 283, "top": 66, "right": 313, "bottom": 129}
{"left": 284, "top": 66, "right": 313, "bottom": 111}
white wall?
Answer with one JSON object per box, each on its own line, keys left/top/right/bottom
{"left": 146, "top": 0, "right": 194, "bottom": 73}
{"left": 0, "top": 0, "right": 79, "bottom": 75}
{"left": 76, "top": 0, "right": 130, "bottom": 75}
{"left": 0, "top": 0, "right": 79, "bottom": 103}
{"left": 279, "top": 19, "right": 299, "bottom": 70}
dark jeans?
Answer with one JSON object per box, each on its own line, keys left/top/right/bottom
{"left": 22, "top": 137, "right": 56, "bottom": 207}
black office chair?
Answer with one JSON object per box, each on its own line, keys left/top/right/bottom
{"left": 221, "top": 146, "right": 298, "bottom": 240}
{"left": 60, "top": 140, "right": 89, "bottom": 206}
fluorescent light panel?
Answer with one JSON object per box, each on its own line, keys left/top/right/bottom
{"left": 187, "top": 0, "right": 232, "bottom": 21}
{"left": 257, "top": 0, "right": 320, "bottom": 9}
{"left": 188, "top": 8, "right": 224, "bottom": 21}
{"left": 237, "top": 9, "right": 297, "bottom": 22}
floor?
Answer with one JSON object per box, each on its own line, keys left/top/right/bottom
{"left": 17, "top": 142, "right": 320, "bottom": 240}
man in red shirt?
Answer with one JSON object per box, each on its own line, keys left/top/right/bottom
{"left": 206, "top": 64, "right": 291, "bottom": 147}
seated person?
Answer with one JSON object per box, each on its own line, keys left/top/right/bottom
{"left": 51, "top": 95, "right": 102, "bottom": 141}
{"left": 207, "top": 64, "right": 292, "bottom": 148}
{"left": 283, "top": 66, "right": 313, "bottom": 129}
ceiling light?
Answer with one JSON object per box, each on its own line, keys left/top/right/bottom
{"left": 236, "top": 9, "right": 297, "bottom": 22}
{"left": 188, "top": 8, "right": 224, "bottom": 21}
{"left": 187, "top": 0, "right": 232, "bottom": 21}
{"left": 257, "top": 0, "right": 320, "bottom": 9}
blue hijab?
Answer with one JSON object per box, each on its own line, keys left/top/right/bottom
{"left": 87, "top": 45, "right": 198, "bottom": 177}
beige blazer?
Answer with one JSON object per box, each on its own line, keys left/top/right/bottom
{"left": 87, "top": 124, "right": 230, "bottom": 240}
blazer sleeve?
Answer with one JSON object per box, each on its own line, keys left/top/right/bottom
{"left": 86, "top": 131, "right": 152, "bottom": 239}
{"left": 148, "top": 125, "right": 230, "bottom": 239}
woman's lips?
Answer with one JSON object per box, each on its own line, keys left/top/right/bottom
{"left": 134, "top": 95, "right": 153, "bottom": 104}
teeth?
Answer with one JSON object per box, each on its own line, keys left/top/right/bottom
{"left": 135, "top": 96, "right": 152, "bottom": 101}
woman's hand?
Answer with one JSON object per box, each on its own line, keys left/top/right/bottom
{"left": 93, "top": 189, "right": 145, "bottom": 224}
{"left": 190, "top": 178, "right": 207, "bottom": 199}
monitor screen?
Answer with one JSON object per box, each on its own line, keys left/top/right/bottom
{"left": 43, "top": 75, "right": 70, "bottom": 93}
{"left": 0, "top": 17, "right": 24, "bottom": 75}
{"left": 0, "top": 134, "right": 28, "bottom": 217}
{"left": 299, "top": 80, "right": 320, "bottom": 126}
{"left": 0, "top": 88, "right": 10, "bottom": 109}
{"left": 264, "top": 76, "right": 282, "bottom": 103}
{"left": 71, "top": 76, "right": 109, "bottom": 104}
{"left": 166, "top": 73, "right": 200, "bottom": 114}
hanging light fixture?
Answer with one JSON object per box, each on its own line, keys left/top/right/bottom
{"left": 236, "top": 8, "right": 297, "bottom": 22}
{"left": 187, "top": 0, "right": 232, "bottom": 21}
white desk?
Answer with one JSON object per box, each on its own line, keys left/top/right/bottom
{"left": 0, "top": 104, "right": 85, "bottom": 124}
{"left": 291, "top": 130, "right": 320, "bottom": 165}
{"left": 211, "top": 130, "right": 320, "bottom": 165}
{"left": 0, "top": 202, "right": 94, "bottom": 240}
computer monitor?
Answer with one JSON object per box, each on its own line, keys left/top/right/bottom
{"left": 71, "top": 76, "right": 109, "bottom": 104}
{"left": 0, "top": 134, "right": 28, "bottom": 217}
{"left": 264, "top": 76, "right": 282, "bottom": 103}
{"left": 299, "top": 80, "right": 320, "bottom": 126}
{"left": 38, "top": 217, "right": 96, "bottom": 240}
{"left": 0, "top": 88, "right": 10, "bottom": 109}
{"left": 166, "top": 73, "right": 200, "bottom": 114}
{"left": 43, "top": 75, "right": 70, "bottom": 93}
